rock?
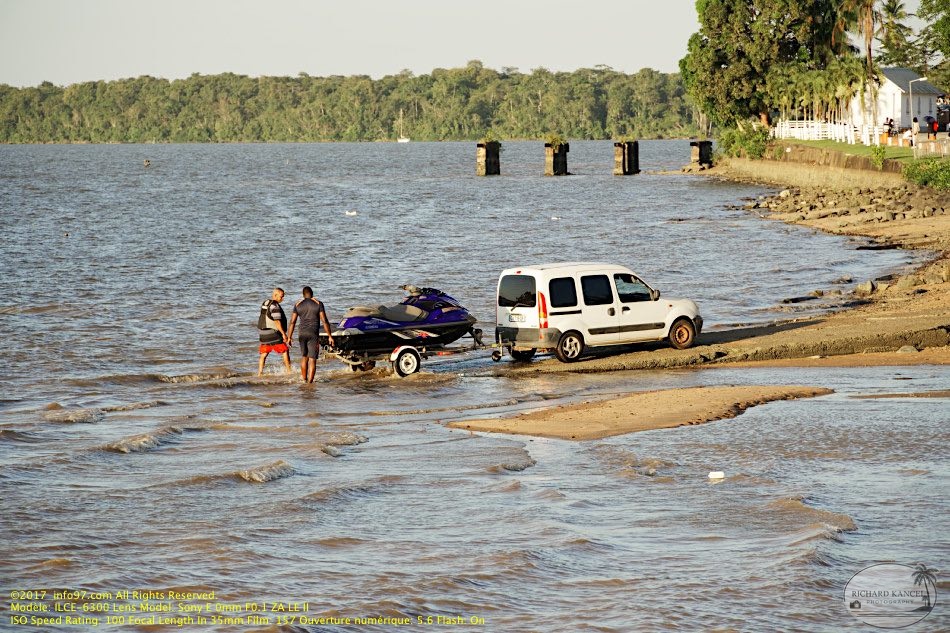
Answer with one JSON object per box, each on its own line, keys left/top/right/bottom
{"left": 897, "top": 345, "right": 919, "bottom": 354}
{"left": 895, "top": 276, "right": 919, "bottom": 290}
{"left": 855, "top": 280, "right": 877, "bottom": 295}
{"left": 780, "top": 189, "right": 792, "bottom": 198}
{"left": 782, "top": 296, "right": 818, "bottom": 304}
{"left": 833, "top": 275, "right": 853, "bottom": 284}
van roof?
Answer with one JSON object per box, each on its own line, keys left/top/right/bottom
{"left": 500, "top": 262, "right": 631, "bottom": 274}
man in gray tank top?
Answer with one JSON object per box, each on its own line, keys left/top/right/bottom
{"left": 288, "top": 286, "right": 335, "bottom": 383}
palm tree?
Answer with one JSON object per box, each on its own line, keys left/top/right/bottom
{"left": 876, "top": 0, "right": 915, "bottom": 66}
{"left": 912, "top": 563, "right": 938, "bottom": 609}
{"left": 832, "top": 0, "right": 880, "bottom": 126}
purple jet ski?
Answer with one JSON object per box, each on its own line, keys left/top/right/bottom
{"left": 320, "top": 285, "right": 481, "bottom": 376}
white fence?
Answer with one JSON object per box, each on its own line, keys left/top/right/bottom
{"left": 771, "top": 120, "right": 885, "bottom": 146}
{"left": 915, "top": 139, "right": 950, "bottom": 158}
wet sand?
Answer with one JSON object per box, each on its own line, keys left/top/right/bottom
{"left": 448, "top": 385, "right": 833, "bottom": 440}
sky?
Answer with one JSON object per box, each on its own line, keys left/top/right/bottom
{"left": 0, "top": 0, "right": 703, "bottom": 87}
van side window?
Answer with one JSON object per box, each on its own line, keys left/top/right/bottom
{"left": 614, "top": 273, "right": 651, "bottom": 302}
{"left": 549, "top": 277, "right": 578, "bottom": 308}
{"left": 498, "top": 275, "right": 536, "bottom": 308}
{"left": 581, "top": 275, "right": 614, "bottom": 306}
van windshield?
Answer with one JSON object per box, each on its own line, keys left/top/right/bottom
{"left": 498, "top": 275, "right": 537, "bottom": 308}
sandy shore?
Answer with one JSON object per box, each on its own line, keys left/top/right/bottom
{"left": 448, "top": 385, "right": 833, "bottom": 440}
{"left": 462, "top": 156, "right": 948, "bottom": 440}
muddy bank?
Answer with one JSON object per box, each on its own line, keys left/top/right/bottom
{"left": 499, "top": 157, "right": 950, "bottom": 376}
{"left": 448, "top": 385, "right": 833, "bottom": 440}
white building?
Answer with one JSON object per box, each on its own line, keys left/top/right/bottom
{"left": 849, "top": 67, "right": 944, "bottom": 129}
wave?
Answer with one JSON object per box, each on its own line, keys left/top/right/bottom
{"left": 369, "top": 399, "right": 520, "bottom": 417}
{"left": 42, "top": 399, "right": 167, "bottom": 424}
{"left": 158, "top": 370, "right": 243, "bottom": 384}
{"left": 43, "top": 408, "right": 103, "bottom": 424}
{"left": 302, "top": 475, "right": 406, "bottom": 504}
{"left": 587, "top": 445, "right": 675, "bottom": 478}
{"left": 160, "top": 459, "right": 297, "bottom": 487}
{"left": 104, "top": 426, "right": 184, "bottom": 454}
{"left": 238, "top": 460, "right": 296, "bottom": 483}
{"left": 486, "top": 446, "right": 536, "bottom": 473}
{"left": 101, "top": 400, "right": 168, "bottom": 412}
{"left": 767, "top": 496, "right": 857, "bottom": 533}
{"left": 311, "top": 536, "right": 369, "bottom": 548}
{"left": 319, "top": 431, "right": 369, "bottom": 457}
{"left": 0, "top": 303, "right": 65, "bottom": 315}
{"left": 0, "top": 429, "right": 43, "bottom": 443}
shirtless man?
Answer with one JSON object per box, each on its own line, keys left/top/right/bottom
{"left": 287, "top": 286, "right": 335, "bottom": 383}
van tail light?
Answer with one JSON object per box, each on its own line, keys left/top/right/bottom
{"left": 538, "top": 291, "right": 548, "bottom": 332}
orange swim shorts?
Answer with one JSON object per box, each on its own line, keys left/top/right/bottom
{"left": 259, "top": 343, "right": 289, "bottom": 354}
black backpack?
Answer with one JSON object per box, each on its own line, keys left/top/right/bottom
{"left": 257, "top": 300, "right": 273, "bottom": 330}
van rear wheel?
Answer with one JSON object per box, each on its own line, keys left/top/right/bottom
{"left": 510, "top": 348, "right": 536, "bottom": 362}
{"left": 555, "top": 332, "right": 584, "bottom": 363}
{"left": 668, "top": 318, "right": 696, "bottom": 350}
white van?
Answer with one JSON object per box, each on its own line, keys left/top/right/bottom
{"left": 494, "top": 262, "right": 703, "bottom": 362}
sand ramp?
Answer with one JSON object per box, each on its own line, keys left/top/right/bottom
{"left": 449, "top": 385, "right": 833, "bottom": 440}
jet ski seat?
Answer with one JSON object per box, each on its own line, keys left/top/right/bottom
{"left": 343, "top": 306, "right": 382, "bottom": 318}
{"left": 342, "top": 304, "right": 430, "bottom": 322}
{"left": 378, "top": 304, "right": 429, "bottom": 322}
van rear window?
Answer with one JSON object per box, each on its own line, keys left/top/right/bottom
{"left": 549, "top": 277, "right": 577, "bottom": 308}
{"left": 498, "top": 275, "right": 536, "bottom": 308}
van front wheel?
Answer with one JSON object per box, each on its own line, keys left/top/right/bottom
{"left": 555, "top": 332, "right": 584, "bottom": 363}
{"left": 668, "top": 318, "right": 696, "bottom": 350}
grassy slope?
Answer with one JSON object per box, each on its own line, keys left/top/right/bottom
{"left": 789, "top": 139, "right": 915, "bottom": 161}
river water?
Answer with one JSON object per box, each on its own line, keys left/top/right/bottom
{"left": 0, "top": 141, "right": 946, "bottom": 631}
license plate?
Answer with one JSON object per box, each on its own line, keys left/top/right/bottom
{"left": 508, "top": 314, "right": 525, "bottom": 322}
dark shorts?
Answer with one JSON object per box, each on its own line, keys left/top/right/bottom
{"left": 298, "top": 332, "right": 320, "bottom": 359}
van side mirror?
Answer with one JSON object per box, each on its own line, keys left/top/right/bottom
{"left": 650, "top": 289, "right": 660, "bottom": 301}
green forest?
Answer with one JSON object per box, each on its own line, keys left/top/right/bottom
{"left": 0, "top": 62, "right": 697, "bottom": 143}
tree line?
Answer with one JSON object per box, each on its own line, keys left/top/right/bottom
{"left": 680, "top": 0, "right": 950, "bottom": 129}
{"left": 0, "top": 62, "right": 699, "bottom": 143}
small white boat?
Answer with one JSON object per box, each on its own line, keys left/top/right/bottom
{"left": 396, "top": 109, "right": 410, "bottom": 143}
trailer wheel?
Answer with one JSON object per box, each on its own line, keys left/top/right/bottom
{"left": 392, "top": 348, "right": 421, "bottom": 377}
{"left": 491, "top": 350, "right": 503, "bottom": 362}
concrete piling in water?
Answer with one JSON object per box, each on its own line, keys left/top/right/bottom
{"left": 476, "top": 141, "right": 500, "bottom": 176}
{"left": 690, "top": 140, "right": 713, "bottom": 168}
{"left": 544, "top": 142, "right": 569, "bottom": 176}
{"left": 613, "top": 141, "right": 640, "bottom": 175}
